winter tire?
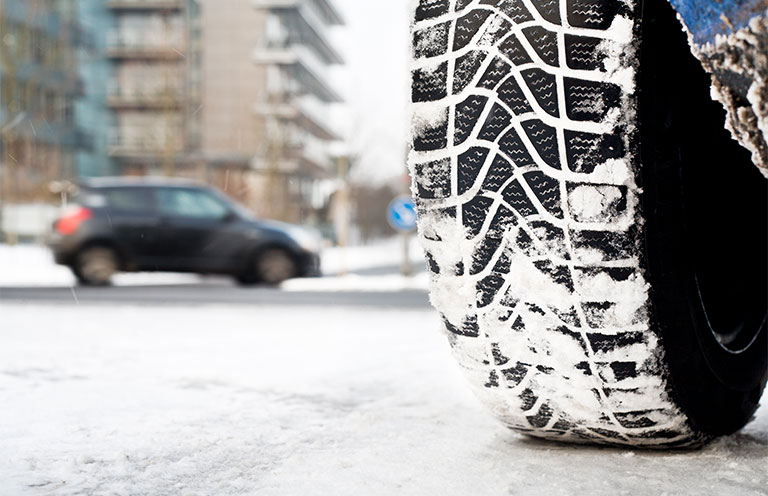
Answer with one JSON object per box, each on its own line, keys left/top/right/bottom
{"left": 74, "top": 246, "right": 119, "bottom": 286}
{"left": 409, "top": 0, "right": 767, "bottom": 447}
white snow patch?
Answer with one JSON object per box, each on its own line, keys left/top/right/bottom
{"left": 568, "top": 185, "right": 625, "bottom": 223}
{"left": 0, "top": 238, "right": 427, "bottom": 288}
{"left": 0, "top": 302, "right": 765, "bottom": 495}
{"left": 282, "top": 272, "right": 429, "bottom": 292}
{"left": 589, "top": 158, "right": 633, "bottom": 186}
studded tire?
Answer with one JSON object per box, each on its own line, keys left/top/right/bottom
{"left": 409, "top": 0, "right": 768, "bottom": 447}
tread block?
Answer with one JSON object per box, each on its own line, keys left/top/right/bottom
{"left": 566, "top": 0, "right": 628, "bottom": 30}
{"left": 442, "top": 314, "right": 480, "bottom": 337}
{"left": 482, "top": 154, "right": 515, "bottom": 192}
{"left": 564, "top": 130, "right": 625, "bottom": 174}
{"left": 565, "top": 34, "right": 605, "bottom": 71}
{"left": 454, "top": 9, "right": 493, "bottom": 51}
{"left": 522, "top": 120, "right": 561, "bottom": 169}
{"left": 478, "top": 57, "right": 513, "bottom": 89}
{"left": 499, "top": 129, "right": 536, "bottom": 168}
{"left": 498, "top": 76, "right": 534, "bottom": 115}
{"left": 529, "top": 220, "right": 570, "bottom": 259}
{"left": 477, "top": 274, "right": 506, "bottom": 307}
{"left": 454, "top": 50, "right": 487, "bottom": 94}
{"left": 463, "top": 196, "right": 495, "bottom": 238}
{"left": 524, "top": 170, "right": 564, "bottom": 218}
{"left": 522, "top": 69, "right": 560, "bottom": 117}
{"left": 470, "top": 235, "right": 504, "bottom": 275}
{"left": 502, "top": 179, "right": 538, "bottom": 217}
{"left": 614, "top": 411, "right": 662, "bottom": 429}
{"left": 415, "top": 0, "right": 450, "bottom": 21}
{"left": 492, "top": 343, "right": 511, "bottom": 366}
{"left": 565, "top": 78, "right": 621, "bottom": 122}
{"left": 425, "top": 251, "right": 441, "bottom": 274}
{"left": 533, "top": 260, "right": 575, "bottom": 292}
{"left": 412, "top": 62, "right": 448, "bottom": 103}
{"left": 413, "top": 110, "right": 449, "bottom": 151}
{"left": 455, "top": 95, "right": 489, "bottom": 145}
{"left": 501, "top": 362, "right": 530, "bottom": 387}
{"left": 478, "top": 103, "right": 513, "bottom": 142}
{"left": 530, "top": 0, "right": 561, "bottom": 25}
{"left": 414, "top": 158, "right": 452, "bottom": 199}
{"left": 587, "top": 331, "right": 646, "bottom": 354}
{"left": 458, "top": 146, "right": 491, "bottom": 194}
{"left": 480, "top": 0, "right": 535, "bottom": 24}
{"left": 414, "top": 22, "right": 450, "bottom": 59}
{"left": 570, "top": 227, "right": 637, "bottom": 262}
{"left": 488, "top": 203, "right": 517, "bottom": 238}
{"left": 498, "top": 34, "right": 533, "bottom": 66}
{"left": 527, "top": 402, "right": 555, "bottom": 428}
{"left": 522, "top": 26, "right": 560, "bottom": 66}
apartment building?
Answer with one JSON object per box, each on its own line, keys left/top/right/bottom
{"left": 201, "top": 0, "right": 344, "bottom": 221}
{"left": 2, "top": 0, "right": 344, "bottom": 227}
{"left": 105, "top": 0, "right": 201, "bottom": 177}
{"left": 0, "top": 0, "right": 85, "bottom": 204}
{"left": 104, "top": 0, "right": 344, "bottom": 222}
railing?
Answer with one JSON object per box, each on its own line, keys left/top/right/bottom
{"left": 106, "top": 0, "right": 183, "bottom": 9}
{"left": 106, "top": 31, "right": 185, "bottom": 55}
{"left": 108, "top": 129, "right": 183, "bottom": 154}
{"left": 107, "top": 81, "right": 183, "bottom": 106}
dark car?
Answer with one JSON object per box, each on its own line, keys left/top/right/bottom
{"left": 48, "top": 177, "right": 322, "bottom": 285}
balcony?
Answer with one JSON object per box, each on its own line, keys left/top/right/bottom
{"left": 255, "top": 101, "right": 338, "bottom": 141}
{"left": 106, "top": 32, "right": 185, "bottom": 60}
{"left": 252, "top": 0, "right": 344, "bottom": 26}
{"left": 263, "top": 3, "right": 344, "bottom": 64}
{"left": 108, "top": 129, "right": 183, "bottom": 158}
{"left": 106, "top": 0, "right": 184, "bottom": 10}
{"left": 253, "top": 47, "right": 342, "bottom": 103}
{"left": 107, "top": 83, "right": 183, "bottom": 110}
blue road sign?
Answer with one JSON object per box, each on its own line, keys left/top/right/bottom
{"left": 387, "top": 196, "right": 418, "bottom": 232}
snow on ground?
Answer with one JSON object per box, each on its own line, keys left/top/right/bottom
{"left": 0, "top": 303, "right": 766, "bottom": 495}
{"left": 0, "top": 238, "right": 428, "bottom": 291}
{"left": 282, "top": 272, "right": 429, "bottom": 292}
{"left": 0, "top": 244, "right": 202, "bottom": 287}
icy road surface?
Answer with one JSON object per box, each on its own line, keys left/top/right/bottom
{"left": 0, "top": 304, "right": 766, "bottom": 495}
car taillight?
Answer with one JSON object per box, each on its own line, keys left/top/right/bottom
{"left": 55, "top": 206, "right": 93, "bottom": 235}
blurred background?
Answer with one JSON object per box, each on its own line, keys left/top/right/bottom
{"left": 0, "top": 0, "right": 427, "bottom": 293}
{"left": 0, "top": 0, "right": 412, "bottom": 241}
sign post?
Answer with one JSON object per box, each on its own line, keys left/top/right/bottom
{"left": 386, "top": 196, "right": 418, "bottom": 277}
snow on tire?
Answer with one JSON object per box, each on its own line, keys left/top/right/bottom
{"left": 409, "top": 0, "right": 767, "bottom": 447}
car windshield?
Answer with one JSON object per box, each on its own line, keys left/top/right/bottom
{"left": 209, "top": 189, "right": 255, "bottom": 220}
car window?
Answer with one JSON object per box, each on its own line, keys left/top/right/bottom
{"left": 156, "top": 188, "right": 230, "bottom": 219}
{"left": 104, "top": 188, "right": 154, "bottom": 213}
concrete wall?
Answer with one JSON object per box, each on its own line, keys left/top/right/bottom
{"left": 199, "top": 0, "right": 267, "bottom": 155}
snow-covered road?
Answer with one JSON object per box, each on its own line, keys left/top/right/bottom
{"left": 0, "top": 303, "right": 766, "bottom": 495}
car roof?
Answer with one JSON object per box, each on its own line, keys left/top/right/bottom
{"left": 79, "top": 176, "right": 208, "bottom": 190}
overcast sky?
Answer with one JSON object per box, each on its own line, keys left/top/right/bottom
{"left": 329, "top": 0, "right": 412, "bottom": 185}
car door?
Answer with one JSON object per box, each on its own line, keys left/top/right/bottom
{"left": 101, "top": 187, "right": 162, "bottom": 268}
{"left": 153, "top": 187, "right": 239, "bottom": 272}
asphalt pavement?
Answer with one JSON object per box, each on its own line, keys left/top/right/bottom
{"left": 0, "top": 281, "right": 430, "bottom": 308}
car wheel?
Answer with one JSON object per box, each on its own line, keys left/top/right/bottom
{"left": 74, "top": 246, "right": 119, "bottom": 286}
{"left": 409, "top": 0, "right": 767, "bottom": 447}
{"left": 255, "top": 248, "right": 297, "bottom": 285}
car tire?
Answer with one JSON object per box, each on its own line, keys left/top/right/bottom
{"left": 257, "top": 248, "right": 297, "bottom": 285}
{"left": 73, "top": 246, "right": 119, "bottom": 286}
{"left": 237, "top": 248, "right": 297, "bottom": 286}
{"left": 409, "top": 0, "right": 767, "bottom": 447}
